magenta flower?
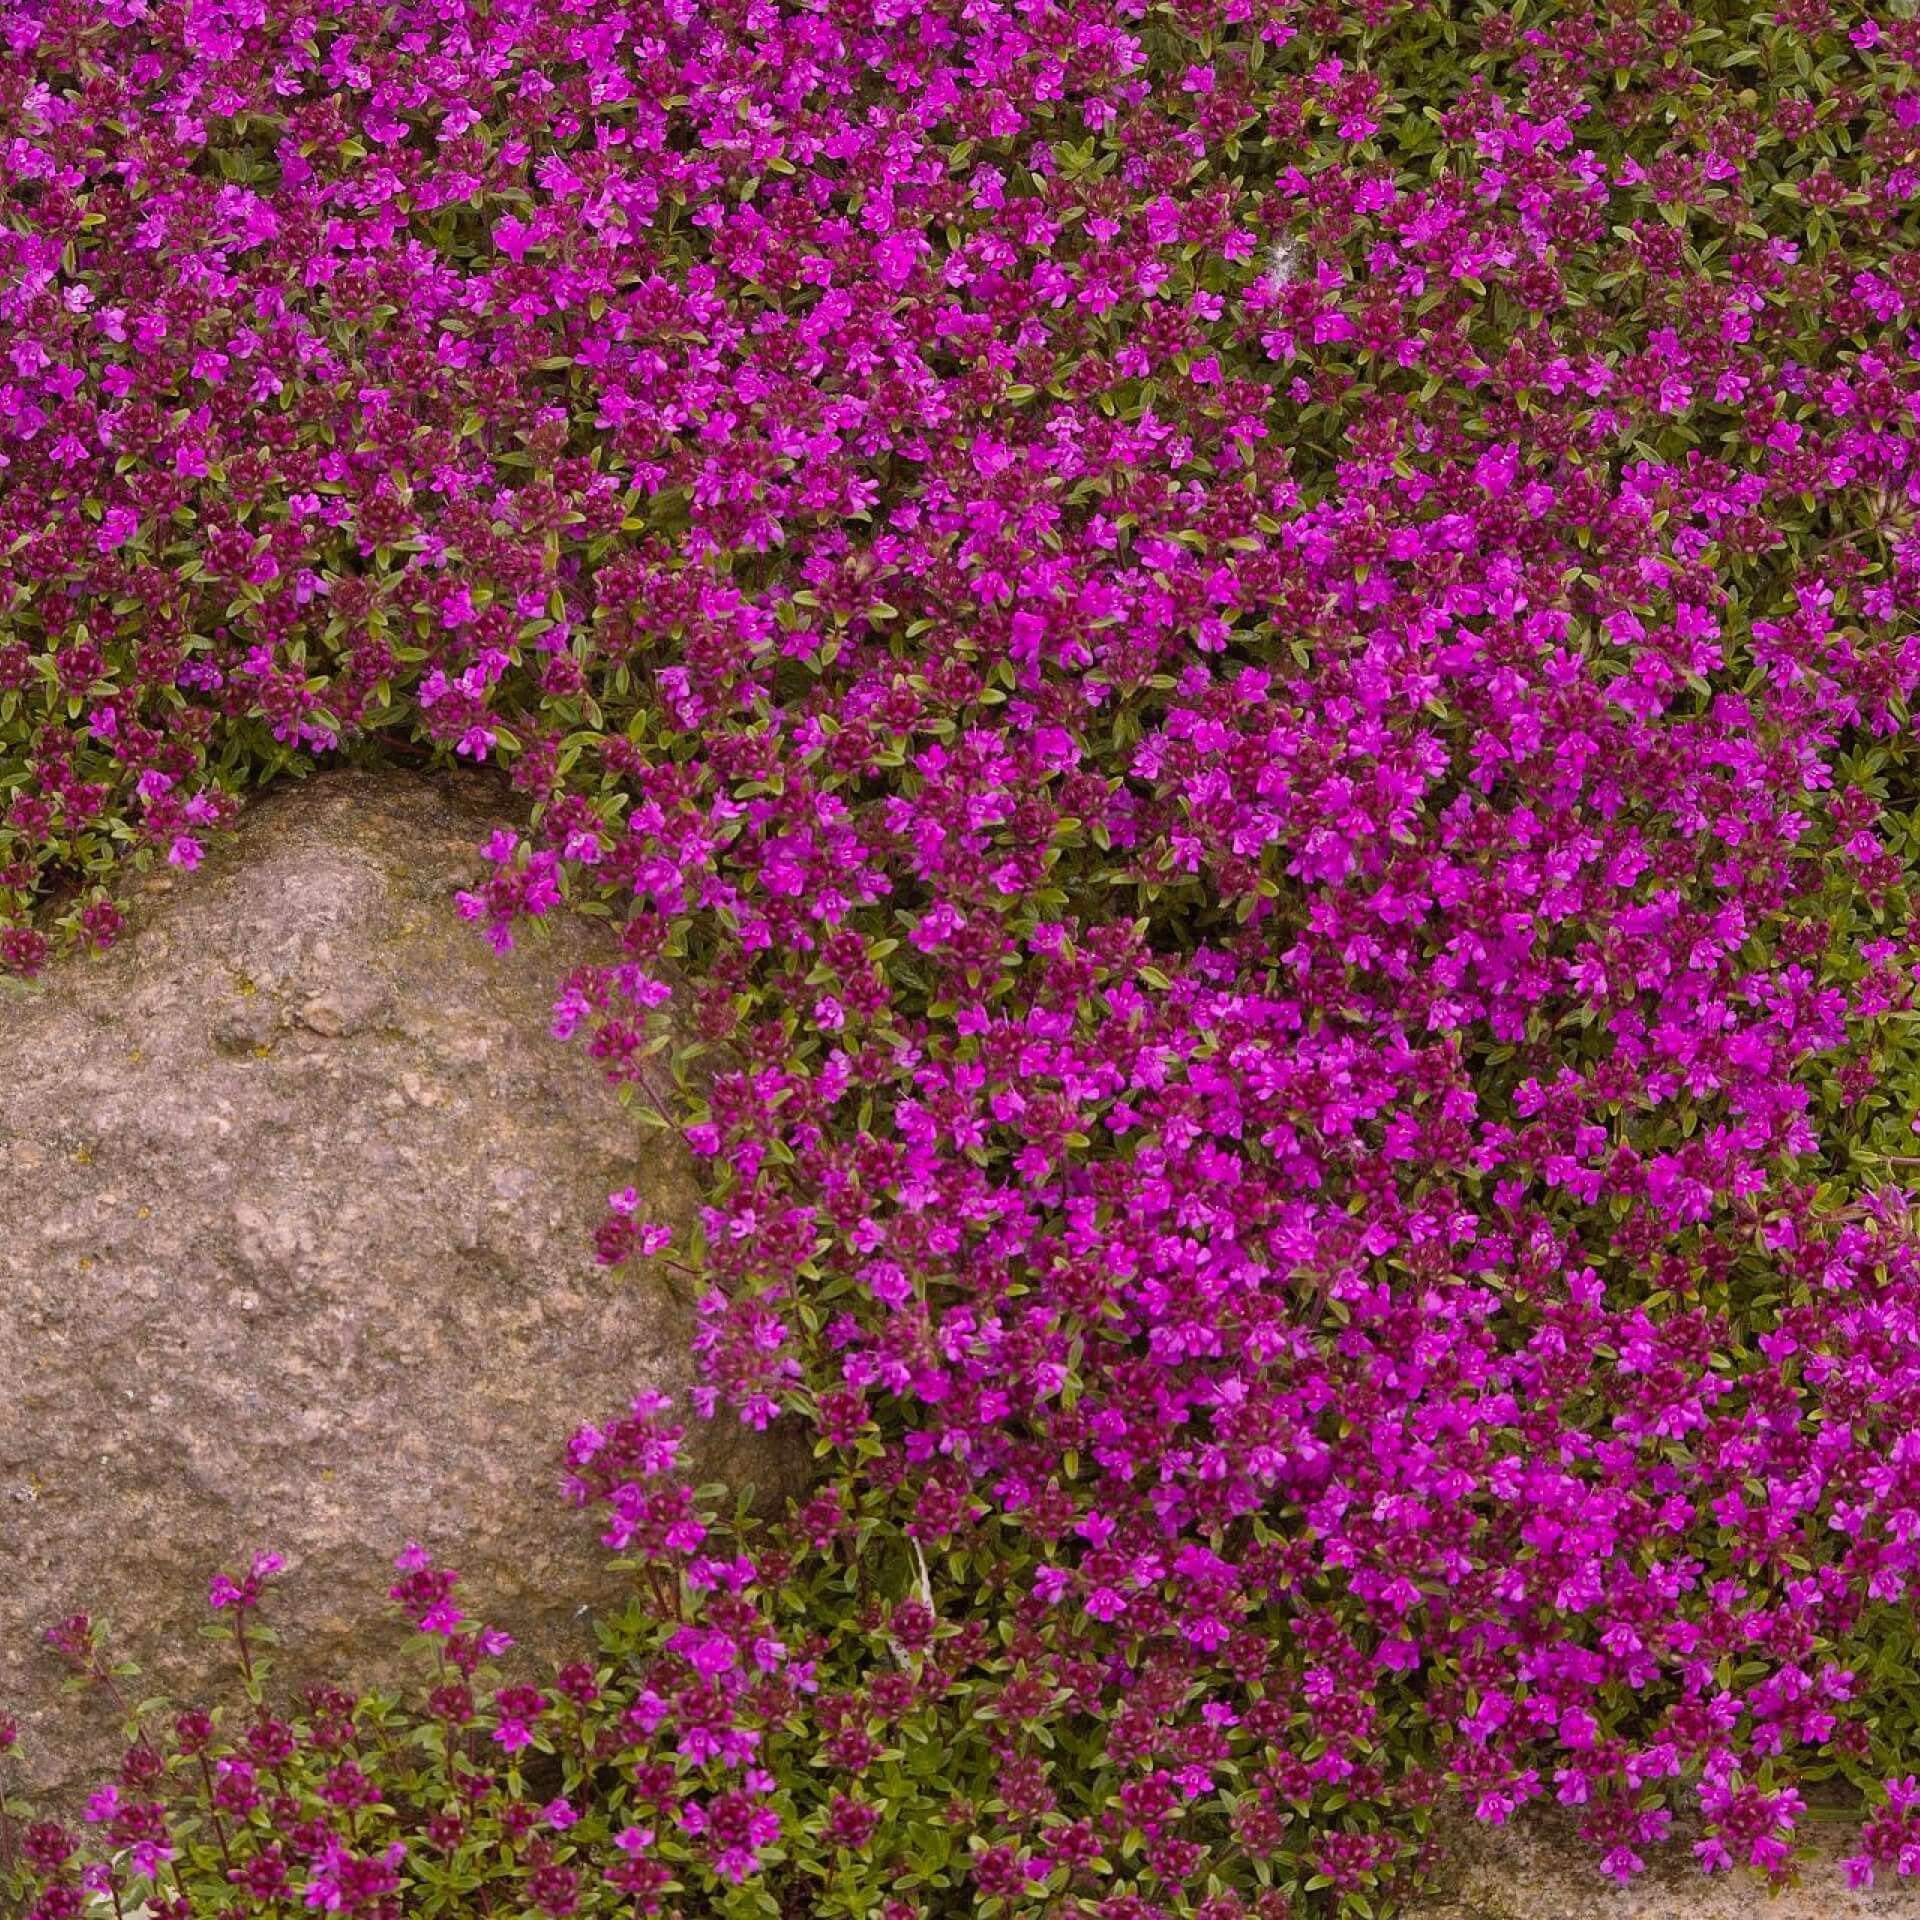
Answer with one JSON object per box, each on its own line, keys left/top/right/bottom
{"left": 16, "top": 0, "right": 1920, "bottom": 1904}
{"left": 96, "top": 508, "right": 137, "bottom": 551}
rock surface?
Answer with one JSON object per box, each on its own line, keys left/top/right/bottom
{"left": 1406, "top": 1810, "right": 1911, "bottom": 1919}
{"left": 0, "top": 769, "right": 798, "bottom": 1805}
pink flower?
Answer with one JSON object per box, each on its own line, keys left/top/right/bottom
{"left": 871, "top": 231, "right": 925, "bottom": 291}
{"left": 713, "top": 1847, "right": 758, "bottom": 1884}
{"left": 494, "top": 216, "right": 536, "bottom": 263}
{"left": 1599, "top": 1849, "right": 1644, "bottom": 1885}
{"left": 128, "top": 1843, "right": 173, "bottom": 1882}
{"left": 97, "top": 507, "right": 137, "bottom": 551}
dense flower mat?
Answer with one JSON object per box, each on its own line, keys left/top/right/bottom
{"left": 8, "top": 0, "right": 1920, "bottom": 1912}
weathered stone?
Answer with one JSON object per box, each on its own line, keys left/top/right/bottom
{"left": 0, "top": 769, "right": 800, "bottom": 1806}
{"left": 1406, "top": 1808, "right": 1911, "bottom": 1919}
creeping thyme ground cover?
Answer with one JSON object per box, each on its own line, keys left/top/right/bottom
{"left": 19, "top": 0, "right": 1920, "bottom": 1911}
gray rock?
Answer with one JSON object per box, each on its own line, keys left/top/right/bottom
{"left": 0, "top": 769, "right": 799, "bottom": 1806}
{"left": 1406, "top": 1807, "right": 1912, "bottom": 1919}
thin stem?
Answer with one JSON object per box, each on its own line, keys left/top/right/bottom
{"left": 196, "top": 1752, "right": 237, "bottom": 1880}
{"left": 89, "top": 1663, "right": 158, "bottom": 1758}
{"left": 629, "top": 1065, "right": 679, "bottom": 1130}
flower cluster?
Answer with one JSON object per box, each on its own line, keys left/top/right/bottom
{"left": 14, "top": 0, "right": 1920, "bottom": 1912}
{"left": 4, "top": 1410, "right": 828, "bottom": 1918}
